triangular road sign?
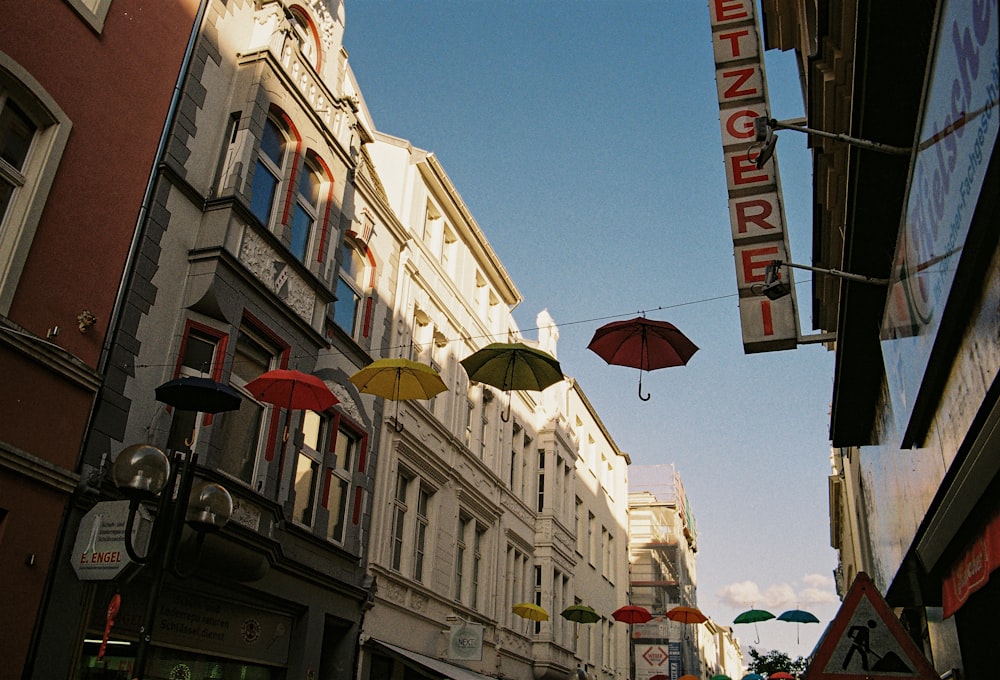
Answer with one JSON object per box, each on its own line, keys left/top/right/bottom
{"left": 805, "top": 572, "right": 937, "bottom": 680}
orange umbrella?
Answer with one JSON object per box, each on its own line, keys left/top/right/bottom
{"left": 665, "top": 605, "right": 707, "bottom": 625}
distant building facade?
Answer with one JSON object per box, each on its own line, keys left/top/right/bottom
{"left": 355, "top": 119, "right": 632, "bottom": 679}
{"left": 628, "top": 465, "right": 741, "bottom": 680}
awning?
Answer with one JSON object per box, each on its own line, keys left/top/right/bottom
{"left": 370, "top": 639, "right": 494, "bottom": 680}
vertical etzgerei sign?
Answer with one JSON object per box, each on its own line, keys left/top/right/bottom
{"left": 710, "top": 0, "right": 800, "bottom": 352}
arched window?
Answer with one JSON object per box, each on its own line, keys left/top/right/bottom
{"left": 290, "top": 155, "right": 322, "bottom": 261}
{"left": 249, "top": 116, "right": 288, "bottom": 229}
{"left": 335, "top": 242, "right": 367, "bottom": 336}
{"left": 288, "top": 7, "right": 320, "bottom": 68}
{"left": 0, "top": 99, "right": 35, "bottom": 222}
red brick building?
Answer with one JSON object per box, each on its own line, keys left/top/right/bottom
{"left": 0, "top": 1, "right": 201, "bottom": 675}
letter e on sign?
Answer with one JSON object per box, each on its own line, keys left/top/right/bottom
{"left": 734, "top": 243, "right": 785, "bottom": 288}
{"left": 709, "top": 0, "right": 753, "bottom": 25}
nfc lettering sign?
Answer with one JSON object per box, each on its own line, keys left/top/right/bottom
{"left": 709, "top": 0, "right": 799, "bottom": 352}
{"left": 882, "top": 0, "right": 999, "bottom": 441}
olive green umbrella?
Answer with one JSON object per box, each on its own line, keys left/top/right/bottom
{"left": 460, "top": 342, "right": 564, "bottom": 420}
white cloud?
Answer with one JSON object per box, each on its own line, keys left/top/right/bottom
{"left": 797, "top": 587, "right": 840, "bottom": 605}
{"left": 716, "top": 574, "right": 838, "bottom": 610}
{"left": 716, "top": 580, "right": 764, "bottom": 608}
{"left": 801, "top": 573, "right": 834, "bottom": 589}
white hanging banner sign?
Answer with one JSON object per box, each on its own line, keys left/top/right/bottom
{"left": 709, "top": 0, "right": 801, "bottom": 352}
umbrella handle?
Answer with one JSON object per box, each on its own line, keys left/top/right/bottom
{"left": 392, "top": 400, "right": 405, "bottom": 432}
{"left": 639, "top": 372, "right": 651, "bottom": 401}
{"left": 501, "top": 393, "right": 511, "bottom": 422}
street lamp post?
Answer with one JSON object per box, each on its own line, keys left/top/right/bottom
{"left": 112, "top": 443, "right": 233, "bottom": 679}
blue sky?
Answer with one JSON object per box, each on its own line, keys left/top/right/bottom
{"left": 344, "top": 0, "right": 839, "bottom": 656}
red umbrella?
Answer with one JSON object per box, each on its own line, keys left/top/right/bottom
{"left": 611, "top": 604, "right": 652, "bottom": 625}
{"left": 770, "top": 673, "right": 795, "bottom": 680}
{"left": 245, "top": 369, "right": 338, "bottom": 488}
{"left": 587, "top": 317, "right": 698, "bottom": 400}
{"left": 245, "top": 369, "right": 338, "bottom": 412}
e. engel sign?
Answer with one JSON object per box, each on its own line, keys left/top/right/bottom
{"left": 709, "top": 0, "right": 800, "bottom": 353}
{"left": 71, "top": 500, "right": 146, "bottom": 580}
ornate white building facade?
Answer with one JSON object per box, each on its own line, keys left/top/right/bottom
{"left": 353, "top": 117, "right": 632, "bottom": 679}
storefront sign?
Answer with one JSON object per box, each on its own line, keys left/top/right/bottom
{"left": 709, "top": 0, "right": 800, "bottom": 353}
{"left": 447, "top": 622, "right": 483, "bottom": 661}
{"left": 154, "top": 590, "right": 293, "bottom": 666}
{"left": 71, "top": 501, "right": 147, "bottom": 581}
{"left": 882, "top": 0, "right": 999, "bottom": 442}
{"left": 943, "top": 507, "right": 1000, "bottom": 618}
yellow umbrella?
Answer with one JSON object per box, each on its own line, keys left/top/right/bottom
{"left": 349, "top": 358, "right": 447, "bottom": 431}
{"left": 512, "top": 602, "right": 549, "bottom": 621}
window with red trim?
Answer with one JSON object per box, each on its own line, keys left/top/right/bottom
{"left": 249, "top": 116, "right": 288, "bottom": 230}
{"left": 166, "top": 324, "right": 226, "bottom": 452}
{"left": 325, "top": 420, "right": 360, "bottom": 544}
{"left": 218, "top": 324, "right": 280, "bottom": 488}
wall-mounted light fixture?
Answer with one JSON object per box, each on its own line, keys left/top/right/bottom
{"left": 755, "top": 259, "right": 890, "bottom": 300}
{"left": 750, "top": 117, "right": 911, "bottom": 169}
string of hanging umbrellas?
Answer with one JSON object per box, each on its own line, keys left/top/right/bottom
{"left": 351, "top": 316, "right": 699, "bottom": 433}
{"left": 148, "top": 315, "right": 698, "bottom": 448}
{"left": 510, "top": 602, "right": 711, "bottom": 628}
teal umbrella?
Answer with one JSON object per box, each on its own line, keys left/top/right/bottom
{"left": 777, "top": 608, "right": 819, "bottom": 643}
{"left": 777, "top": 608, "right": 819, "bottom": 623}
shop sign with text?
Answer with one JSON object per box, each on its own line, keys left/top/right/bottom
{"left": 710, "top": 0, "right": 800, "bottom": 352}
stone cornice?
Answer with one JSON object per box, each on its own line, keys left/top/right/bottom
{"left": 0, "top": 318, "right": 102, "bottom": 392}
{"left": 0, "top": 440, "right": 79, "bottom": 494}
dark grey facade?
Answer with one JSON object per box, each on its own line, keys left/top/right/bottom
{"left": 28, "top": 2, "right": 394, "bottom": 678}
